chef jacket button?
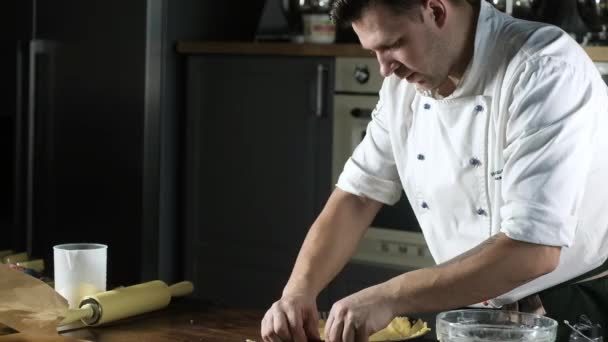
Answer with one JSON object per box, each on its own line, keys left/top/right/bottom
{"left": 469, "top": 158, "right": 481, "bottom": 167}
{"left": 475, "top": 105, "right": 484, "bottom": 112}
{"left": 421, "top": 202, "right": 429, "bottom": 209}
{"left": 423, "top": 103, "right": 431, "bottom": 110}
{"left": 476, "top": 208, "right": 487, "bottom": 216}
{"left": 417, "top": 154, "right": 425, "bottom": 160}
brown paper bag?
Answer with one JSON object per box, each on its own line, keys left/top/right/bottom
{"left": 0, "top": 264, "right": 67, "bottom": 335}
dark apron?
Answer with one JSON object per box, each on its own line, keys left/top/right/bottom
{"left": 538, "top": 257, "right": 608, "bottom": 342}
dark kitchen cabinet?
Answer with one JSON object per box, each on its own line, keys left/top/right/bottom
{"left": 184, "top": 55, "right": 334, "bottom": 309}
{"left": 326, "top": 262, "right": 408, "bottom": 306}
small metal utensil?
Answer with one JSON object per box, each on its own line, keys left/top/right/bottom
{"left": 565, "top": 315, "right": 603, "bottom": 342}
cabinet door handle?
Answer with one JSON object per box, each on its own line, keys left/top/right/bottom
{"left": 315, "top": 64, "right": 327, "bottom": 118}
{"left": 350, "top": 108, "right": 373, "bottom": 119}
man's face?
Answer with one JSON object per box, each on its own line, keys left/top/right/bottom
{"left": 352, "top": 2, "right": 451, "bottom": 91}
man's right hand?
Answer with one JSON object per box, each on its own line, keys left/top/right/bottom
{"left": 261, "top": 189, "right": 381, "bottom": 341}
{"left": 261, "top": 293, "right": 321, "bottom": 342}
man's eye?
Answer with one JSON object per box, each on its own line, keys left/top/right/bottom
{"left": 390, "top": 40, "right": 402, "bottom": 49}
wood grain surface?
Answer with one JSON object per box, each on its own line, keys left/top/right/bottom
{"left": 55, "top": 299, "right": 437, "bottom": 342}
{"left": 60, "top": 300, "right": 264, "bottom": 342}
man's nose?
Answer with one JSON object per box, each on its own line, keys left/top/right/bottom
{"left": 376, "top": 52, "right": 398, "bottom": 77}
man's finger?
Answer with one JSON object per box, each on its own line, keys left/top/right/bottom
{"left": 273, "top": 310, "right": 292, "bottom": 341}
{"left": 267, "top": 333, "right": 283, "bottom": 342}
{"left": 328, "top": 317, "right": 344, "bottom": 342}
{"left": 354, "top": 325, "right": 368, "bottom": 342}
{"left": 324, "top": 311, "right": 335, "bottom": 341}
{"left": 261, "top": 312, "right": 271, "bottom": 342}
{"left": 285, "top": 308, "right": 307, "bottom": 342}
{"left": 305, "top": 310, "right": 321, "bottom": 340}
{"left": 342, "top": 316, "right": 355, "bottom": 342}
{"left": 267, "top": 315, "right": 284, "bottom": 342}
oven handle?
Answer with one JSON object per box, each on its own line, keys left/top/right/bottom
{"left": 315, "top": 64, "right": 327, "bottom": 118}
{"left": 350, "top": 107, "right": 373, "bottom": 119}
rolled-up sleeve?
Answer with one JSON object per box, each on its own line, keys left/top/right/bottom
{"left": 500, "top": 57, "right": 596, "bottom": 247}
{"left": 336, "top": 84, "right": 402, "bottom": 205}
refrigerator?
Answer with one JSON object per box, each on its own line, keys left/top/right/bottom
{"left": 1, "top": 0, "right": 171, "bottom": 286}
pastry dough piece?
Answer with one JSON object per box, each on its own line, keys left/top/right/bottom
{"left": 318, "top": 316, "right": 430, "bottom": 341}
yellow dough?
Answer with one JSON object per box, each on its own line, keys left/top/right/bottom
{"left": 318, "top": 316, "right": 430, "bottom": 341}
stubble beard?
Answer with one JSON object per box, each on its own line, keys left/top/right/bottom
{"left": 422, "top": 35, "right": 452, "bottom": 92}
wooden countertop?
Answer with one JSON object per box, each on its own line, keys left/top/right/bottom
{"left": 53, "top": 299, "right": 437, "bottom": 342}
{"left": 586, "top": 46, "right": 608, "bottom": 62}
{"left": 58, "top": 300, "right": 265, "bottom": 342}
{"left": 176, "top": 41, "right": 608, "bottom": 62}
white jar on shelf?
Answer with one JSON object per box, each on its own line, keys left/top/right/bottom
{"left": 302, "top": 13, "right": 336, "bottom": 44}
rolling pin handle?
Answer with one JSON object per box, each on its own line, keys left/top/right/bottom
{"left": 168, "top": 281, "right": 194, "bottom": 297}
{"left": 59, "top": 303, "right": 96, "bottom": 326}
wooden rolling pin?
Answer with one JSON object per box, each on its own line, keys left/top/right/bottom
{"left": 60, "top": 280, "right": 194, "bottom": 326}
{"left": 0, "top": 250, "right": 14, "bottom": 259}
{"left": 2, "top": 252, "right": 28, "bottom": 264}
{"left": 16, "top": 259, "right": 45, "bottom": 272}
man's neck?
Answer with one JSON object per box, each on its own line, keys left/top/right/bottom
{"left": 436, "top": 1, "right": 480, "bottom": 97}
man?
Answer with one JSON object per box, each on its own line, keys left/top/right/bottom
{"left": 261, "top": 0, "right": 608, "bottom": 341}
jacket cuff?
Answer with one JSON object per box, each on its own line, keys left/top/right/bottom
{"left": 336, "top": 159, "right": 402, "bottom": 205}
{"left": 500, "top": 201, "right": 576, "bottom": 247}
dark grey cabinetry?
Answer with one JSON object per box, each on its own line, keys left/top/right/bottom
{"left": 327, "top": 262, "right": 409, "bottom": 305}
{"left": 185, "top": 55, "right": 334, "bottom": 309}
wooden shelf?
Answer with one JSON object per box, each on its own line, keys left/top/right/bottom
{"left": 177, "top": 41, "right": 608, "bottom": 61}
{"left": 177, "top": 41, "right": 371, "bottom": 58}
{"left": 585, "top": 46, "right": 608, "bottom": 62}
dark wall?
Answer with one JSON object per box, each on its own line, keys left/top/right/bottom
{"left": 176, "top": 0, "right": 266, "bottom": 41}
{"left": 0, "top": 1, "right": 19, "bottom": 250}
{"left": 0, "top": 60, "right": 14, "bottom": 244}
{"left": 0, "top": 115, "right": 14, "bottom": 250}
{"left": 3, "top": 0, "right": 271, "bottom": 284}
{"left": 26, "top": 0, "right": 147, "bottom": 286}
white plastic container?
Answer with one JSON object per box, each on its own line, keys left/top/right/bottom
{"left": 437, "top": 309, "right": 558, "bottom": 342}
{"left": 53, "top": 243, "right": 107, "bottom": 308}
{"left": 302, "top": 13, "right": 336, "bottom": 44}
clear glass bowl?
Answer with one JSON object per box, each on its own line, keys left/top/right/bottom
{"left": 436, "top": 309, "right": 558, "bottom": 342}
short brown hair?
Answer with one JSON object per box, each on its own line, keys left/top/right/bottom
{"left": 330, "top": 0, "right": 476, "bottom": 27}
{"left": 330, "top": 0, "right": 422, "bottom": 28}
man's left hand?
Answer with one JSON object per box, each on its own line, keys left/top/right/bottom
{"left": 324, "top": 283, "right": 396, "bottom": 342}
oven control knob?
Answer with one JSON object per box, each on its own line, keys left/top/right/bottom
{"left": 354, "top": 65, "right": 370, "bottom": 84}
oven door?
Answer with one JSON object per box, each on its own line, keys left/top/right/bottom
{"left": 332, "top": 94, "right": 422, "bottom": 232}
{"left": 332, "top": 94, "right": 374, "bottom": 183}
{"left": 332, "top": 94, "right": 433, "bottom": 269}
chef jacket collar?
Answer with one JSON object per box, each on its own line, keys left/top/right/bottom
{"left": 418, "top": 0, "right": 498, "bottom": 100}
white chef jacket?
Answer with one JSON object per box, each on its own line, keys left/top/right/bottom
{"left": 336, "top": 0, "right": 608, "bottom": 307}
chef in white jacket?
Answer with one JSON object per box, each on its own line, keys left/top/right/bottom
{"left": 261, "top": 0, "right": 608, "bottom": 341}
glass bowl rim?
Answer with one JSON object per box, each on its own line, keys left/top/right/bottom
{"left": 436, "top": 309, "right": 559, "bottom": 333}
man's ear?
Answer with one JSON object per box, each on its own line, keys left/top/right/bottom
{"left": 425, "top": 0, "right": 448, "bottom": 28}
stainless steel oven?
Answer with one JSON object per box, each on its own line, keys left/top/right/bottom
{"left": 332, "top": 57, "right": 434, "bottom": 270}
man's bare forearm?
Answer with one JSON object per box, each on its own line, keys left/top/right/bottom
{"left": 380, "top": 233, "right": 561, "bottom": 314}
{"left": 283, "top": 188, "right": 383, "bottom": 297}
